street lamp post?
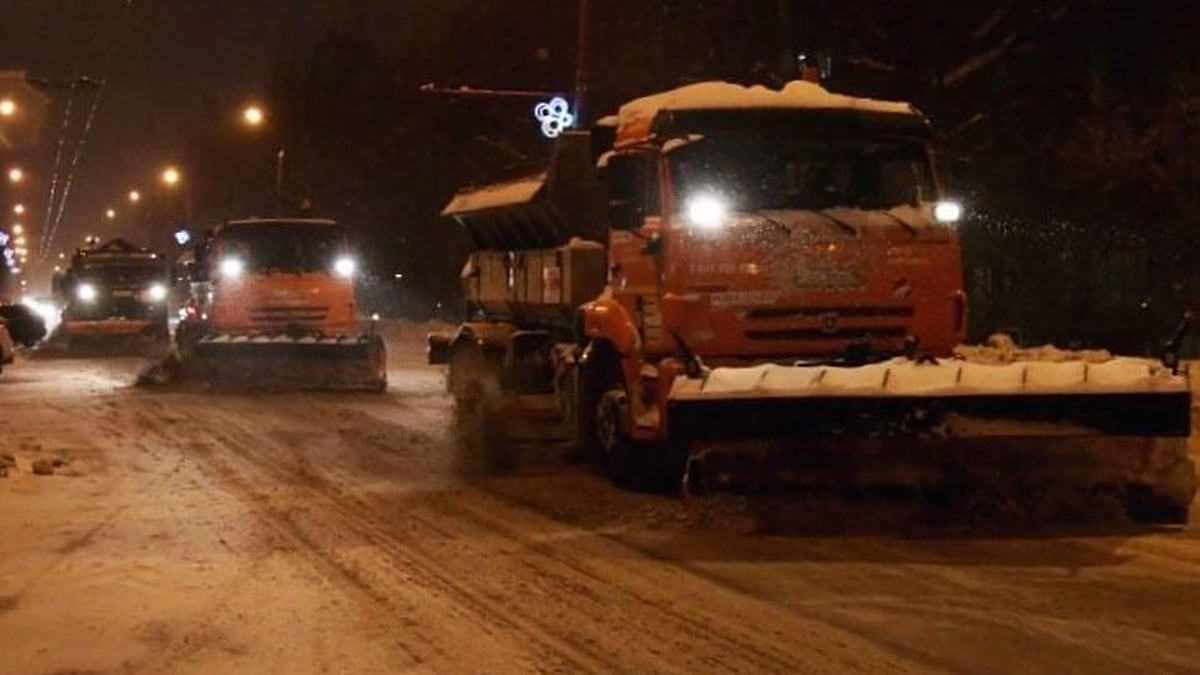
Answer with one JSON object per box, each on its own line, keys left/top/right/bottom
{"left": 240, "top": 103, "right": 285, "bottom": 214}
{"left": 159, "top": 165, "right": 191, "bottom": 224}
{"left": 574, "top": 0, "right": 589, "bottom": 126}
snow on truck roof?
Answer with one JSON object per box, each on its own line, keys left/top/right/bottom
{"left": 616, "top": 80, "right": 919, "bottom": 142}
{"left": 441, "top": 172, "right": 547, "bottom": 216}
{"left": 620, "top": 80, "right": 916, "bottom": 120}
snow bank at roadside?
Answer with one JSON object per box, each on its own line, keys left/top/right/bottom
{"left": 953, "top": 333, "right": 1117, "bottom": 366}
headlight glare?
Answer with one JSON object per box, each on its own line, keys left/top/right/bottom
{"left": 219, "top": 257, "right": 244, "bottom": 278}
{"left": 148, "top": 283, "right": 168, "bottom": 302}
{"left": 76, "top": 283, "right": 98, "bottom": 302}
{"left": 686, "top": 193, "right": 728, "bottom": 230}
{"left": 334, "top": 255, "right": 357, "bottom": 278}
{"left": 934, "top": 200, "right": 963, "bottom": 224}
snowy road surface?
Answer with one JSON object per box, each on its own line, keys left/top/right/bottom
{"left": 2, "top": 326, "right": 1200, "bottom": 674}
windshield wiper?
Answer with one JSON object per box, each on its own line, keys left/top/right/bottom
{"left": 813, "top": 209, "right": 858, "bottom": 236}
{"left": 875, "top": 208, "right": 919, "bottom": 235}
{"left": 748, "top": 210, "right": 792, "bottom": 235}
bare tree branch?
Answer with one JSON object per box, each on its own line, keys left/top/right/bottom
{"left": 842, "top": 55, "right": 899, "bottom": 73}
{"left": 942, "top": 32, "right": 1021, "bottom": 86}
{"left": 972, "top": 0, "right": 1018, "bottom": 41}
{"left": 942, "top": 3, "right": 1068, "bottom": 87}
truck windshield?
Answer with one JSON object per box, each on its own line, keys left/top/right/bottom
{"left": 669, "top": 136, "right": 936, "bottom": 212}
{"left": 219, "top": 223, "right": 344, "bottom": 273}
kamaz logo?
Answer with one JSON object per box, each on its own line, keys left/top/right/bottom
{"left": 820, "top": 312, "right": 839, "bottom": 334}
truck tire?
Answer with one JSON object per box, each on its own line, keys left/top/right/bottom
{"left": 575, "top": 340, "right": 619, "bottom": 462}
{"left": 595, "top": 387, "right": 637, "bottom": 486}
{"left": 580, "top": 344, "right": 684, "bottom": 492}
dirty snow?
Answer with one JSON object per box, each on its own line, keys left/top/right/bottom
{"left": 2, "top": 332, "right": 1200, "bottom": 674}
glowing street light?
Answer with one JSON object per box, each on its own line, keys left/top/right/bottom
{"left": 8, "top": 167, "right": 24, "bottom": 183}
{"left": 237, "top": 104, "right": 286, "bottom": 213}
{"left": 128, "top": 189, "right": 141, "bottom": 203}
{"left": 0, "top": 98, "right": 15, "bottom": 118}
{"left": 12, "top": 203, "right": 24, "bottom": 215}
{"left": 12, "top": 224, "right": 23, "bottom": 235}
{"left": 160, "top": 166, "right": 181, "bottom": 187}
{"left": 241, "top": 104, "right": 265, "bottom": 127}
{"left": 105, "top": 208, "right": 116, "bottom": 220}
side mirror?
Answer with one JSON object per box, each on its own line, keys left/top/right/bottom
{"left": 609, "top": 199, "right": 643, "bottom": 230}
{"left": 606, "top": 154, "right": 646, "bottom": 230}
{"left": 641, "top": 234, "right": 663, "bottom": 256}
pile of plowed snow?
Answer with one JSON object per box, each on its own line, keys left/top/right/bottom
{"left": 957, "top": 333, "right": 1124, "bottom": 366}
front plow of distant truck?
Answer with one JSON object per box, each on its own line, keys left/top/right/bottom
{"left": 177, "top": 328, "right": 387, "bottom": 392}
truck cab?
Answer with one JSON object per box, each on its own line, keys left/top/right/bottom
{"left": 596, "top": 82, "right": 965, "bottom": 367}
{"left": 183, "top": 218, "right": 358, "bottom": 336}
{"left": 54, "top": 237, "right": 171, "bottom": 344}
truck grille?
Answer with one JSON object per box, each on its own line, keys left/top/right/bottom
{"left": 742, "top": 305, "right": 912, "bottom": 342}
{"left": 248, "top": 306, "right": 329, "bottom": 324}
{"left": 744, "top": 305, "right": 913, "bottom": 321}
{"left": 745, "top": 327, "right": 909, "bottom": 341}
{"left": 68, "top": 296, "right": 158, "bottom": 320}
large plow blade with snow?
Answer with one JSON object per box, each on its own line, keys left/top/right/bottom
{"left": 178, "top": 332, "right": 388, "bottom": 392}
{"left": 671, "top": 358, "right": 1194, "bottom": 523}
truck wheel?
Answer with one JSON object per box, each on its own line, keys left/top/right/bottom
{"left": 595, "top": 388, "right": 635, "bottom": 486}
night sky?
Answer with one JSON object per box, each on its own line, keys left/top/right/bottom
{"left": 0, "top": 1, "right": 411, "bottom": 268}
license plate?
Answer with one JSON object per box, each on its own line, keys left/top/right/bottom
{"left": 112, "top": 290, "right": 134, "bottom": 297}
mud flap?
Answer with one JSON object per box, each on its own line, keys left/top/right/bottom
{"left": 37, "top": 320, "right": 169, "bottom": 358}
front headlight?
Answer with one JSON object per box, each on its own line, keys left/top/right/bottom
{"left": 333, "top": 255, "right": 357, "bottom": 278}
{"left": 76, "top": 283, "right": 98, "bottom": 302}
{"left": 148, "top": 283, "right": 168, "bottom": 302}
{"left": 686, "top": 193, "right": 729, "bottom": 230}
{"left": 219, "top": 256, "right": 245, "bottom": 279}
{"left": 934, "top": 200, "right": 963, "bottom": 224}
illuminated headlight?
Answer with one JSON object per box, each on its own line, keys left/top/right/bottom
{"left": 686, "top": 194, "right": 729, "bottom": 230}
{"left": 219, "top": 256, "right": 244, "bottom": 278}
{"left": 147, "top": 283, "right": 168, "bottom": 302}
{"left": 934, "top": 200, "right": 963, "bottom": 224}
{"left": 76, "top": 283, "right": 98, "bottom": 302}
{"left": 333, "top": 255, "right": 357, "bottom": 278}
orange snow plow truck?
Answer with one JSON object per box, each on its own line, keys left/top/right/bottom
{"left": 433, "top": 81, "right": 1194, "bottom": 522}
{"left": 175, "top": 218, "right": 387, "bottom": 391}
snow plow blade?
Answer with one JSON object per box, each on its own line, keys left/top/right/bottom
{"left": 182, "top": 333, "right": 387, "bottom": 392}
{"left": 36, "top": 320, "right": 168, "bottom": 358}
{"left": 671, "top": 358, "right": 1194, "bottom": 524}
